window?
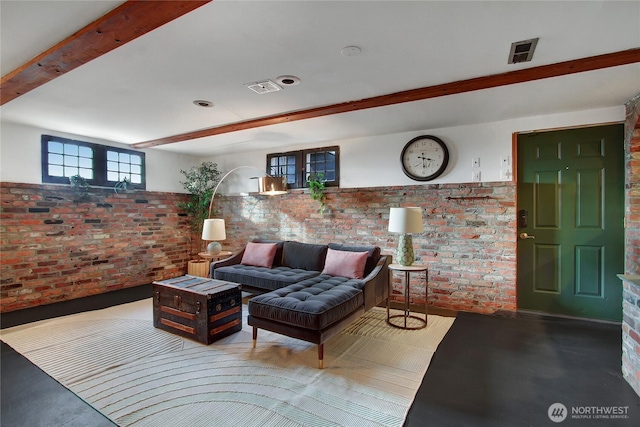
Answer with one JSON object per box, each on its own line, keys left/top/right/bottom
{"left": 41, "top": 135, "right": 145, "bottom": 189}
{"left": 267, "top": 146, "right": 339, "bottom": 189}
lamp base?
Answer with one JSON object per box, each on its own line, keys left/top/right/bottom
{"left": 396, "top": 234, "right": 415, "bottom": 266}
{"left": 207, "top": 241, "right": 222, "bottom": 255}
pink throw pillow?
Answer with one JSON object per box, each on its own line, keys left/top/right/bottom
{"left": 241, "top": 242, "right": 278, "bottom": 268}
{"left": 321, "top": 248, "right": 368, "bottom": 279}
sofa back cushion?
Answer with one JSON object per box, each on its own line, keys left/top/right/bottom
{"left": 241, "top": 242, "right": 278, "bottom": 268}
{"left": 252, "top": 239, "right": 286, "bottom": 266}
{"left": 327, "top": 243, "right": 381, "bottom": 276}
{"left": 282, "top": 241, "right": 328, "bottom": 272}
{"left": 321, "top": 248, "right": 368, "bottom": 279}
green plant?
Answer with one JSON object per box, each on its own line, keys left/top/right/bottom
{"left": 69, "top": 174, "right": 90, "bottom": 203}
{"left": 307, "top": 173, "right": 327, "bottom": 214}
{"left": 178, "top": 162, "right": 221, "bottom": 234}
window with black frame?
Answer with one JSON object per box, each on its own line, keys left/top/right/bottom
{"left": 41, "top": 135, "right": 145, "bottom": 189}
{"left": 267, "top": 146, "right": 339, "bottom": 189}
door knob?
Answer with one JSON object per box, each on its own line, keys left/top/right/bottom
{"left": 519, "top": 232, "right": 535, "bottom": 240}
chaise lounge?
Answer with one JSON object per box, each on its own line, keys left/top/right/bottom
{"left": 210, "top": 239, "right": 390, "bottom": 368}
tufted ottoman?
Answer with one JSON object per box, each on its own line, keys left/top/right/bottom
{"left": 248, "top": 274, "right": 368, "bottom": 369}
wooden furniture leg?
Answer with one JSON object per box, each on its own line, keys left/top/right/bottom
{"left": 253, "top": 326, "right": 257, "bottom": 348}
{"left": 318, "top": 343, "right": 324, "bottom": 369}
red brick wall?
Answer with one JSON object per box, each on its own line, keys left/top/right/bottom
{"left": 625, "top": 95, "right": 640, "bottom": 275}
{"left": 214, "top": 182, "right": 517, "bottom": 315}
{"left": 1, "top": 183, "right": 194, "bottom": 312}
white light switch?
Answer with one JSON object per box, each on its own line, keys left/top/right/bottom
{"left": 472, "top": 157, "right": 480, "bottom": 168}
{"left": 472, "top": 171, "right": 481, "bottom": 182}
{"left": 501, "top": 156, "right": 510, "bottom": 167}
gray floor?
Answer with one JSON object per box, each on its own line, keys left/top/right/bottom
{"left": 2, "top": 285, "right": 640, "bottom": 426}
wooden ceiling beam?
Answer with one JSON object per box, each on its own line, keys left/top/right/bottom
{"left": 133, "top": 48, "right": 640, "bottom": 149}
{"left": 0, "top": 0, "right": 211, "bottom": 106}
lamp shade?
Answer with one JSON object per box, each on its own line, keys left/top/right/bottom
{"left": 388, "top": 207, "right": 423, "bottom": 234}
{"left": 201, "top": 218, "right": 226, "bottom": 241}
{"left": 258, "top": 176, "right": 287, "bottom": 195}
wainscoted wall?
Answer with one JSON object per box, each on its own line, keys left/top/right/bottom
{"left": 0, "top": 183, "right": 193, "bottom": 312}
{"left": 214, "top": 181, "right": 517, "bottom": 315}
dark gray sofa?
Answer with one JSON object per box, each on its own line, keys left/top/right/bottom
{"left": 210, "top": 239, "right": 390, "bottom": 368}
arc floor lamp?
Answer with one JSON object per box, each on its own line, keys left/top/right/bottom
{"left": 201, "top": 166, "right": 288, "bottom": 255}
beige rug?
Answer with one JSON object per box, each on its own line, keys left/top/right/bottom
{"left": 1, "top": 299, "right": 454, "bottom": 427}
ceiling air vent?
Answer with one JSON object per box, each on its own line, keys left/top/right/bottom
{"left": 508, "top": 38, "right": 539, "bottom": 64}
{"left": 245, "top": 80, "right": 282, "bottom": 94}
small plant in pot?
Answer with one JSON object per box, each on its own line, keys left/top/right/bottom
{"left": 307, "top": 172, "right": 327, "bottom": 214}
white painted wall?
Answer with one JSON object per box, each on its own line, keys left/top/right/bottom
{"left": 0, "top": 106, "right": 624, "bottom": 194}
{"left": 205, "top": 106, "right": 625, "bottom": 194}
{"left": 0, "top": 121, "right": 199, "bottom": 193}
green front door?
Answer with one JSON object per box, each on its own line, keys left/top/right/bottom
{"left": 517, "top": 124, "right": 625, "bottom": 321}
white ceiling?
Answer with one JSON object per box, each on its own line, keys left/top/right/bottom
{"left": 1, "top": 0, "right": 639, "bottom": 156}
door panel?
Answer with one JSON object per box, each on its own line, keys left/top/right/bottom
{"left": 517, "top": 125, "right": 624, "bottom": 321}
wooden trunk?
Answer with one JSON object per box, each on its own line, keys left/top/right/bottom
{"left": 152, "top": 275, "right": 242, "bottom": 344}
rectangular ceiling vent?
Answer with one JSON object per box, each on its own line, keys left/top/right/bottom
{"left": 245, "top": 80, "right": 282, "bottom": 94}
{"left": 508, "top": 38, "right": 539, "bottom": 64}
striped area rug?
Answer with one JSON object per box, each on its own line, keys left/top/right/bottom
{"left": 1, "top": 299, "right": 454, "bottom": 427}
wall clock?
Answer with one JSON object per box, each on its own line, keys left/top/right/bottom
{"left": 400, "top": 135, "right": 450, "bottom": 181}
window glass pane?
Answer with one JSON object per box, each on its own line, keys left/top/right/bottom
{"left": 119, "top": 153, "right": 130, "bottom": 163}
{"left": 64, "top": 155, "right": 78, "bottom": 167}
{"left": 131, "top": 165, "right": 141, "bottom": 174}
{"left": 64, "top": 144, "right": 78, "bottom": 156}
{"left": 119, "top": 173, "right": 130, "bottom": 181}
{"left": 79, "top": 169, "right": 93, "bottom": 179}
{"left": 107, "top": 171, "right": 119, "bottom": 181}
{"left": 79, "top": 157, "right": 92, "bottom": 168}
{"left": 49, "top": 165, "right": 64, "bottom": 177}
{"left": 107, "top": 161, "right": 119, "bottom": 171}
{"left": 64, "top": 166, "right": 77, "bottom": 177}
{"left": 120, "top": 163, "right": 130, "bottom": 173}
{"left": 79, "top": 147, "right": 93, "bottom": 158}
{"left": 107, "top": 151, "right": 119, "bottom": 161}
{"left": 131, "top": 174, "right": 142, "bottom": 184}
{"left": 48, "top": 141, "right": 63, "bottom": 154}
{"left": 130, "top": 155, "right": 141, "bottom": 165}
{"left": 49, "top": 153, "right": 64, "bottom": 165}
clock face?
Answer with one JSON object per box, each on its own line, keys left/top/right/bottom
{"left": 400, "top": 135, "right": 449, "bottom": 181}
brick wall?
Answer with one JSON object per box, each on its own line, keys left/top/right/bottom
{"left": 622, "top": 95, "right": 640, "bottom": 397}
{"left": 214, "top": 181, "right": 517, "bottom": 315}
{"left": 1, "top": 183, "right": 194, "bottom": 312}
{"left": 625, "top": 94, "right": 640, "bottom": 275}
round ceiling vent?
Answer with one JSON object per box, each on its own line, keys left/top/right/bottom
{"left": 275, "top": 75, "right": 301, "bottom": 86}
{"left": 193, "top": 100, "right": 214, "bottom": 108}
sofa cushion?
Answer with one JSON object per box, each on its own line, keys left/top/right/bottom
{"left": 252, "top": 239, "right": 286, "bottom": 266}
{"left": 214, "top": 265, "right": 320, "bottom": 291}
{"left": 241, "top": 242, "right": 278, "bottom": 268}
{"left": 282, "top": 241, "right": 328, "bottom": 272}
{"left": 248, "top": 274, "right": 365, "bottom": 330}
{"left": 327, "top": 243, "right": 381, "bottom": 276}
{"left": 321, "top": 248, "right": 368, "bottom": 279}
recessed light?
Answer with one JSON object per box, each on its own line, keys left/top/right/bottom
{"left": 193, "top": 100, "right": 214, "bottom": 107}
{"left": 341, "top": 46, "right": 361, "bottom": 57}
{"left": 275, "top": 75, "right": 301, "bottom": 86}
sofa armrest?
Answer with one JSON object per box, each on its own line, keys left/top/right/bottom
{"left": 361, "top": 255, "right": 391, "bottom": 311}
{"left": 209, "top": 249, "right": 245, "bottom": 278}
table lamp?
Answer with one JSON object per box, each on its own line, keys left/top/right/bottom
{"left": 201, "top": 218, "right": 226, "bottom": 255}
{"left": 388, "top": 207, "right": 423, "bottom": 266}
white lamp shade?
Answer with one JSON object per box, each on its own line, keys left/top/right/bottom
{"left": 388, "top": 207, "right": 423, "bottom": 234}
{"left": 201, "top": 218, "right": 226, "bottom": 241}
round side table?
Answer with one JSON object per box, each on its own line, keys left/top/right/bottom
{"left": 387, "top": 263, "right": 428, "bottom": 330}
